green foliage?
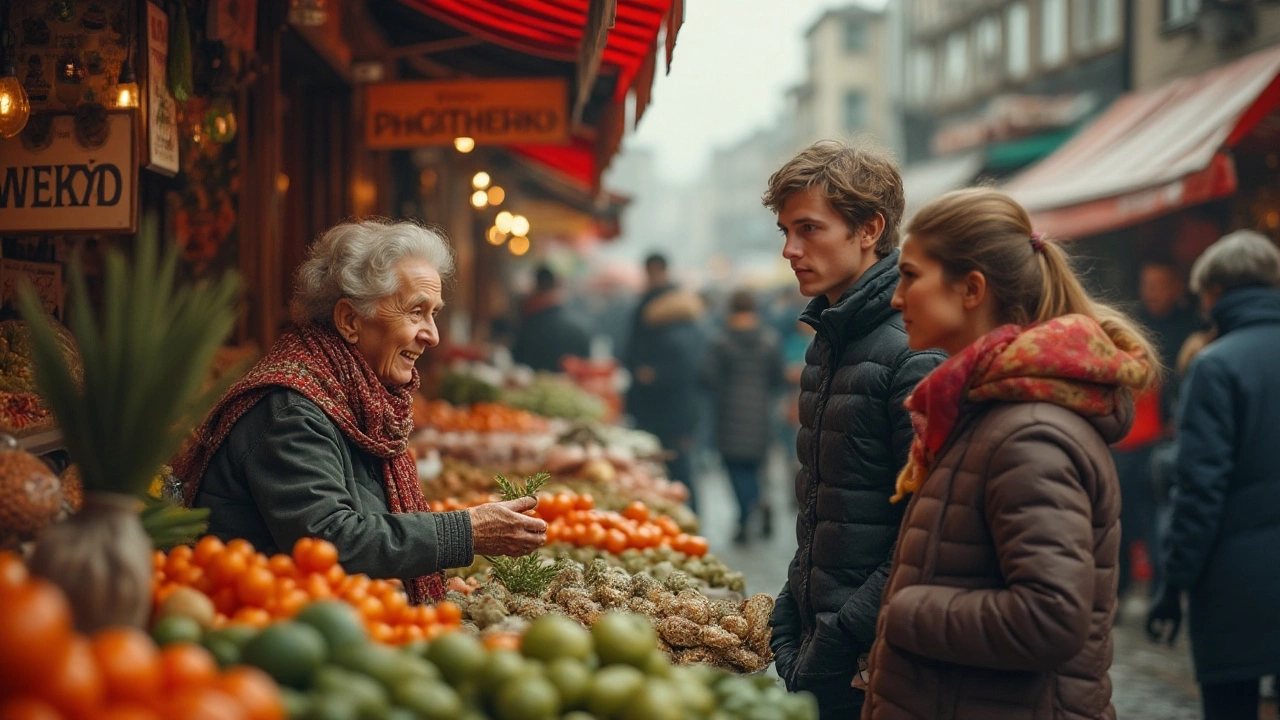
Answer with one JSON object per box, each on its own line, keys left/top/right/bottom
{"left": 494, "top": 471, "right": 551, "bottom": 502}
{"left": 16, "top": 211, "right": 241, "bottom": 496}
{"left": 487, "top": 554, "right": 567, "bottom": 597}
{"left": 141, "top": 497, "right": 211, "bottom": 551}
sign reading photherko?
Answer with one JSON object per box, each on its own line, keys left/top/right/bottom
{"left": 365, "top": 78, "right": 569, "bottom": 150}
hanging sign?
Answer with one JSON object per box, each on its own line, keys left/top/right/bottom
{"left": 146, "top": 2, "right": 180, "bottom": 176}
{"left": 364, "top": 78, "right": 569, "bottom": 150}
{"left": 0, "top": 112, "right": 137, "bottom": 234}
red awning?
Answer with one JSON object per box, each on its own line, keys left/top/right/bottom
{"left": 1005, "top": 45, "right": 1280, "bottom": 238}
{"left": 400, "top": 0, "right": 675, "bottom": 102}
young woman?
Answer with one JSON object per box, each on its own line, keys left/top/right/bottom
{"left": 861, "top": 188, "right": 1156, "bottom": 720}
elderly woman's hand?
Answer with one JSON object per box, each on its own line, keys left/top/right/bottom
{"left": 467, "top": 496, "right": 548, "bottom": 557}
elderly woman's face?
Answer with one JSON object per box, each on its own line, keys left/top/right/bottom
{"left": 346, "top": 257, "right": 443, "bottom": 386}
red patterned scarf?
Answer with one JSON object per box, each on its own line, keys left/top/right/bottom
{"left": 174, "top": 323, "right": 445, "bottom": 603}
{"left": 893, "top": 314, "right": 1152, "bottom": 503}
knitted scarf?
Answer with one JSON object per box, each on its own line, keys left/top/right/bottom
{"left": 892, "top": 314, "right": 1152, "bottom": 503}
{"left": 174, "top": 323, "right": 445, "bottom": 603}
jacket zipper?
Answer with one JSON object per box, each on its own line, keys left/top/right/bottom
{"left": 797, "top": 334, "right": 838, "bottom": 639}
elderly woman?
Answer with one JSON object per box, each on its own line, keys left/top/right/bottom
{"left": 176, "top": 219, "right": 546, "bottom": 604}
{"left": 1146, "top": 230, "right": 1280, "bottom": 720}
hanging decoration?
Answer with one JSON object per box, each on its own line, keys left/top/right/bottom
{"left": 288, "top": 0, "right": 329, "bottom": 28}
{"left": 0, "top": 28, "right": 31, "bottom": 138}
{"left": 167, "top": 0, "right": 193, "bottom": 104}
{"left": 203, "top": 93, "right": 236, "bottom": 144}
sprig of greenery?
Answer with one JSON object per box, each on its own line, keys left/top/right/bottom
{"left": 486, "top": 555, "right": 567, "bottom": 597}
{"left": 494, "top": 471, "right": 551, "bottom": 501}
{"left": 17, "top": 211, "right": 241, "bottom": 495}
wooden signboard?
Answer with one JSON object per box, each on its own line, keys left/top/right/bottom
{"left": 145, "top": 2, "right": 180, "bottom": 176}
{"left": 0, "top": 112, "right": 137, "bottom": 234}
{"left": 364, "top": 78, "right": 569, "bottom": 150}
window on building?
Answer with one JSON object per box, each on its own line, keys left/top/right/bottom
{"left": 945, "top": 31, "right": 969, "bottom": 95}
{"left": 1007, "top": 2, "right": 1031, "bottom": 79}
{"left": 844, "top": 91, "right": 868, "bottom": 132}
{"left": 1164, "top": 0, "right": 1200, "bottom": 28}
{"left": 975, "top": 14, "right": 1003, "bottom": 86}
{"left": 844, "top": 18, "right": 868, "bottom": 53}
{"left": 909, "top": 47, "right": 934, "bottom": 103}
{"left": 1040, "top": 0, "right": 1068, "bottom": 67}
{"left": 1096, "top": 0, "right": 1121, "bottom": 45}
{"left": 1074, "top": 0, "right": 1122, "bottom": 53}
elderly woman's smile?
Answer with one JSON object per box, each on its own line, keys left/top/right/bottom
{"left": 339, "top": 257, "right": 444, "bottom": 387}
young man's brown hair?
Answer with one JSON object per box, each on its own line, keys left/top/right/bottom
{"left": 762, "top": 139, "right": 905, "bottom": 257}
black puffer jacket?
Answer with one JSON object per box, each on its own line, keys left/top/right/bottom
{"left": 771, "top": 251, "right": 944, "bottom": 714}
{"left": 699, "top": 322, "right": 785, "bottom": 463}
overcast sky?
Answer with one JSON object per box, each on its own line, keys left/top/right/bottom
{"left": 624, "top": 0, "right": 888, "bottom": 182}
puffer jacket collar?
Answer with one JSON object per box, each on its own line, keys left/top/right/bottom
{"left": 799, "top": 250, "right": 900, "bottom": 348}
{"left": 1211, "top": 286, "right": 1280, "bottom": 335}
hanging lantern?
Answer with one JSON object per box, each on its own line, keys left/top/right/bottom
{"left": 0, "top": 45, "right": 31, "bottom": 139}
{"left": 288, "top": 0, "right": 329, "bottom": 27}
{"left": 113, "top": 59, "right": 139, "bottom": 109}
{"left": 203, "top": 94, "right": 238, "bottom": 143}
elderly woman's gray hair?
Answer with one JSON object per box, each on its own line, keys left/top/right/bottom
{"left": 1189, "top": 230, "right": 1280, "bottom": 295}
{"left": 292, "top": 219, "right": 456, "bottom": 325}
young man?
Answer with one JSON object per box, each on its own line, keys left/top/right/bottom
{"left": 764, "top": 140, "right": 943, "bottom": 719}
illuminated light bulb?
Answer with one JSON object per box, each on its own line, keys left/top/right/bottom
{"left": 454, "top": 137, "right": 475, "bottom": 153}
{"left": 470, "top": 190, "right": 488, "bottom": 208}
{"left": 509, "top": 235, "right": 530, "bottom": 256}
{"left": 494, "top": 211, "right": 514, "bottom": 234}
{"left": 510, "top": 215, "right": 530, "bottom": 237}
{"left": 486, "top": 226, "right": 507, "bottom": 245}
{"left": 472, "top": 171, "right": 490, "bottom": 189}
{"left": 114, "top": 60, "right": 139, "bottom": 109}
{"left": 0, "top": 71, "right": 31, "bottom": 139}
{"left": 486, "top": 186, "right": 505, "bottom": 206}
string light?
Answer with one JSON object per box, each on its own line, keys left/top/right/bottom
{"left": 470, "top": 190, "right": 488, "bottom": 209}
{"left": 113, "top": 60, "right": 139, "bottom": 108}
{"left": 472, "top": 171, "right": 490, "bottom": 189}
{"left": 486, "top": 186, "right": 505, "bottom": 206}
{"left": 509, "top": 236, "right": 530, "bottom": 256}
{"left": 0, "top": 43, "right": 30, "bottom": 138}
{"left": 510, "top": 215, "right": 530, "bottom": 237}
{"left": 454, "top": 137, "right": 475, "bottom": 153}
{"left": 495, "top": 211, "right": 514, "bottom": 234}
{"left": 486, "top": 226, "right": 507, "bottom": 246}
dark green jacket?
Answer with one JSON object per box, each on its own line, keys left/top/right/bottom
{"left": 193, "top": 388, "right": 473, "bottom": 581}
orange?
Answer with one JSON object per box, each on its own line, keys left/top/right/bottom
{"left": 400, "top": 625, "right": 425, "bottom": 643}
{"left": 436, "top": 601, "right": 462, "bottom": 626}
{"left": 482, "top": 632, "right": 521, "bottom": 652}
{"left": 90, "top": 627, "right": 162, "bottom": 705}
{"left": 301, "top": 574, "right": 332, "bottom": 600}
{"left": 575, "top": 493, "right": 594, "bottom": 510}
{"left": 621, "top": 501, "right": 650, "bottom": 523}
{"left": 271, "top": 590, "right": 309, "bottom": 619}
{"left": 230, "top": 608, "right": 272, "bottom": 629}
{"left": 294, "top": 539, "right": 338, "bottom": 575}
{"left": 151, "top": 551, "right": 168, "bottom": 573}
{"left": 0, "top": 579, "right": 76, "bottom": 695}
{"left": 193, "top": 536, "right": 227, "bottom": 567}
{"left": 165, "top": 686, "right": 248, "bottom": 720}
{"left": 173, "top": 564, "right": 206, "bottom": 588}
{"left": 380, "top": 590, "right": 409, "bottom": 624}
{"left": 216, "top": 667, "right": 284, "bottom": 720}
{"left": 96, "top": 705, "right": 161, "bottom": 720}
{"left": 159, "top": 643, "right": 219, "bottom": 691}
{"left": 211, "top": 587, "right": 240, "bottom": 616}
{"left": 356, "top": 596, "right": 385, "bottom": 624}
{"left": 153, "top": 582, "right": 182, "bottom": 607}
{"left": 683, "top": 536, "right": 709, "bottom": 557}
{"left": 265, "top": 555, "right": 295, "bottom": 579}
{"left": 35, "top": 637, "right": 103, "bottom": 720}
{"left": 165, "top": 545, "right": 195, "bottom": 573}
{"left": 0, "top": 697, "right": 64, "bottom": 720}
{"left": 235, "top": 567, "right": 276, "bottom": 608}
{"left": 414, "top": 604, "right": 438, "bottom": 627}
{"left": 208, "top": 552, "right": 249, "bottom": 588}
{"left": 368, "top": 622, "right": 395, "bottom": 644}
{"left": 225, "top": 539, "right": 256, "bottom": 557}
{"left": 322, "top": 564, "right": 345, "bottom": 587}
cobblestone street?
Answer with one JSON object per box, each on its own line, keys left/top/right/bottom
{"left": 693, "top": 450, "right": 1275, "bottom": 720}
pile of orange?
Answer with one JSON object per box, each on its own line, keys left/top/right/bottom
{"left": 416, "top": 400, "right": 550, "bottom": 434}
{"left": 152, "top": 537, "right": 463, "bottom": 646}
{"left": 537, "top": 494, "right": 710, "bottom": 557}
{"left": 426, "top": 494, "right": 499, "bottom": 513}
{"left": 0, "top": 551, "right": 283, "bottom": 720}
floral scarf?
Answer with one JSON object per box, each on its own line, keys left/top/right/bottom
{"left": 174, "top": 323, "right": 445, "bottom": 603}
{"left": 893, "top": 314, "right": 1152, "bottom": 503}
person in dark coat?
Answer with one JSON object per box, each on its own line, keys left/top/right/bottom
{"left": 699, "top": 289, "right": 785, "bottom": 544}
{"left": 1147, "top": 230, "right": 1280, "bottom": 720}
{"left": 176, "top": 220, "right": 547, "bottom": 604}
{"left": 762, "top": 140, "right": 943, "bottom": 719}
{"left": 625, "top": 253, "right": 706, "bottom": 510}
{"left": 511, "top": 266, "right": 591, "bottom": 373}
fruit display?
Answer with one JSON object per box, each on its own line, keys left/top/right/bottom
{"left": 451, "top": 560, "right": 776, "bottom": 674}
{"left": 544, "top": 545, "right": 746, "bottom": 595}
{"left": 0, "top": 318, "right": 81, "bottom": 396}
{"left": 421, "top": 457, "right": 503, "bottom": 504}
{"left": 416, "top": 400, "right": 551, "bottom": 435}
{"left": 543, "top": 433, "right": 689, "bottom": 507}
{"left": 437, "top": 368, "right": 504, "bottom": 406}
{"left": 152, "top": 536, "right": 464, "bottom": 644}
{"left": 503, "top": 374, "right": 608, "bottom": 423}
{"left": 0, "top": 390, "right": 54, "bottom": 435}
{"left": 0, "top": 551, "right": 285, "bottom": 720}
{"left": 536, "top": 495, "right": 709, "bottom": 558}
{"left": 0, "top": 438, "right": 64, "bottom": 550}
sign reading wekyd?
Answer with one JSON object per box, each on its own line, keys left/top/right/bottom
{"left": 0, "top": 113, "right": 137, "bottom": 233}
{"left": 364, "top": 78, "right": 569, "bottom": 150}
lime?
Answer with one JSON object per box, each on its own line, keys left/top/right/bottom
{"left": 426, "top": 632, "right": 488, "bottom": 686}
{"left": 333, "top": 643, "right": 401, "bottom": 679}
{"left": 280, "top": 687, "right": 310, "bottom": 718}
{"left": 203, "top": 637, "right": 241, "bottom": 668}
{"left": 151, "top": 615, "right": 204, "bottom": 647}
{"left": 297, "top": 600, "right": 369, "bottom": 651}
{"left": 241, "top": 622, "right": 329, "bottom": 688}
{"left": 393, "top": 681, "right": 464, "bottom": 720}
{"left": 402, "top": 640, "right": 430, "bottom": 657}
{"left": 672, "top": 677, "right": 716, "bottom": 715}
{"left": 208, "top": 623, "right": 259, "bottom": 649}
{"left": 495, "top": 675, "right": 561, "bottom": 720}
{"left": 586, "top": 665, "right": 645, "bottom": 718}
{"left": 590, "top": 613, "right": 656, "bottom": 668}
{"left": 621, "top": 679, "right": 684, "bottom": 720}
{"left": 545, "top": 658, "right": 591, "bottom": 710}
{"left": 385, "top": 710, "right": 417, "bottom": 720}
{"left": 642, "top": 649, "right": 671, "bottom": 677}
{"left": 562, "top": 713, "right": 596, "bottom": 720}
{"left": 314, "top": 665, "right": 390, "bottom": 718}
{"left": 521, "top": 615, "right": 593, "bottom": 663}
{"left": 478, "top": 650, "right": 529, "bottom": 695}
{"left": 780, "top": 691, "right": 820, "bottom": 720}
{"left": 304, "top": 694, "right": 359, "bottom": 720}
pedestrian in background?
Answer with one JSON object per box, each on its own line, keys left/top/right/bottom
{"left": 511, "top": 265, "right": 591, "bottom": 373}
{"left": 699, "top": 289, "right": 785, "bottom": 544}
{"left": 764, "top": 140, "right": 943, "bottom": 719}
{"left": 1147, "top": 230, "right": 1280, "bottom": 720}
{"left": 624, "top": 253, "right": 706, "bottom": 510}
{"left": 863, "top": 188, "right": 1156, "bottom": 720}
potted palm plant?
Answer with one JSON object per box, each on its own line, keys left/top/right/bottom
{"left": 17, "top": 214, "right": 239, "bottom": 632}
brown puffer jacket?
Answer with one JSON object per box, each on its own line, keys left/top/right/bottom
{"left": 863, "top": 399, "right": 1130, "bottom": 720}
